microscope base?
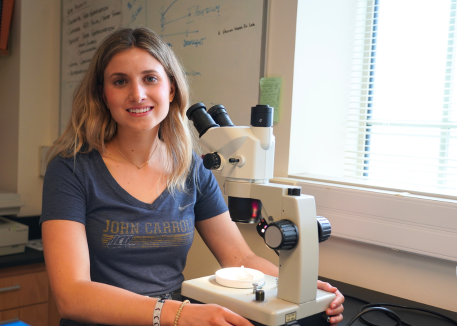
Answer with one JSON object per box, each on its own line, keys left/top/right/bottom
{"left": 182, "top": 275, "right": 335, "bottom": 326}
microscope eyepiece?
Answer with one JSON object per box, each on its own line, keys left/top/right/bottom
{"left": 207, "top": 104, "right": 235, "bottom": 127}
{"left": 186, "top": 103, "right": 219, "bottom": 137}
{"left": 251, "top": 105, "right": 273, "bottom": 127}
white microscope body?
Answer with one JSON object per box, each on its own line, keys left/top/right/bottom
{"left": 182, "top": 103, "right": 334, "bottom": 326}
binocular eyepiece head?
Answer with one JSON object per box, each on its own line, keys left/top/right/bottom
{"left": 186, "top": 103, "right": 273, "bottom": 137}
{"left": 186, "top": 103, "right": 219, "bottom": 137}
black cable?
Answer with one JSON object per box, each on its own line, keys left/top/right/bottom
{"left": 359, "top": 303, "right": 457, "bottom": 326}
{"left": 345, "top": 307, "right": 403, "bottom": 326}
{"left": 344, "top": 294, "right": 409, "bottom": 326}
{"left": 343, "top": 293, "right": 457, "bottom": 326}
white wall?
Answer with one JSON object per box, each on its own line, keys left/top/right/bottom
{"left": 17, "top": 0, "right": 61, "bottom": 216}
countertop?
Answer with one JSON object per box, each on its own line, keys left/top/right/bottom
{"left": 320, "top": 276, "right": 457, "bottom": 326}
{"left": 0, "top": 246, "right": 44, "bottom": 269}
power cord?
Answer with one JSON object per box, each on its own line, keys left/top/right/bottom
{"left": 343, "top": 294, "right": 457, "bottom": 326}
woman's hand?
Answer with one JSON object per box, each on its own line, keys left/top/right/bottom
{"left": 318, "top": 280, "right": 345, "bottom": 325}
{"left": 178, "top": 303, "right": 253, "bottom": 326}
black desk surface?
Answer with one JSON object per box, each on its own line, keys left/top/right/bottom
{"left": 1, "top": 247, "right": 456, "bottom": 326}
{"left": 0, "top": 246, "right": 45, "bottom": 269}
{"left": 319, "top": 277, "right": 457, "bottom": 326}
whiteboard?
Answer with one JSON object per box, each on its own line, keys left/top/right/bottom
{"left": 60, "top": 0, "right": 268, "bottom": 133}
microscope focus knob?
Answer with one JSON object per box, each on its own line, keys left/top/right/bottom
{"left": 317, "top": 216, "right": 331, "bottom": 243}
{"left": 202, "top": 152, "right": 221, "bottom": 170}
{"left": 264, "top": 220, "right": 298, "bottom": 250}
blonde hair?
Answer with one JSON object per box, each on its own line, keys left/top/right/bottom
{"left": 49, "top": 27, "right": 195, "bottom": 193}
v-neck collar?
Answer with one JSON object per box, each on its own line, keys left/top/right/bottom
{"left": 93, "top": 149, "right": 169, "bottom": 210}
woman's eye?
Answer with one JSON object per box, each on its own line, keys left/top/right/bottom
{"left": 114, "top": 79, "right": 126, "bottom": 86}
{"left": 145, "top": 76, "right": 157, "bottom": 83}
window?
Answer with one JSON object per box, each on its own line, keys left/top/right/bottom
{"left": 284, "top": 0, "right": 457, "bottom": 263}
{"left": 290, "top": 0, "right": 457, "bottom": 199}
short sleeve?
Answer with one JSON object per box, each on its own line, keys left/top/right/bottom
{"left": 40, "top": 156, "right": 87, "bottom": 225}
{"left": 193, "top": 156, "right": 228, "bottom": 221}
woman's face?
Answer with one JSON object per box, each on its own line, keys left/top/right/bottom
{"left": 102, "top": 47, "right": 175, "bottom": 135}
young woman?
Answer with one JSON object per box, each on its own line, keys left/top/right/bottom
{"left": 41, "top": 27, "right": 344, "bottom": 326}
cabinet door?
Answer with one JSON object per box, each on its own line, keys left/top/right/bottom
{"left": 47, "top": 290, "right": 61, "bottom": 326}
{"left": 0, "top": 271, "right": 49, "bottom": 310}
{"left": 0, "top": 307, "right": 20, "bottom": 323}
{"left": 0, "top": 303, "right": 48, "bottom": 326}
{"left": 20, "top": 302, "right": 49, "bottom": 326}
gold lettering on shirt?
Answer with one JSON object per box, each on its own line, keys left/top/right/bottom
{"left": 131, "top": 223, "right": 139, "bottom": 234}
{"left": 145, "top": 223, "right": 153, "bottom": 234}
{"left": 120, "top": 222, "right": 129, "bottom": 234}
{"left": 163, "top": 222, "right": 171, "bottom": 234}
{"left": 154, "top": 223, "right": 162, "bottom": 234}
{"left": 103, "top": 220, "right": 110, "bottom": 232}
{"left": 180, "top": 220, "right": 186, "bottom": 232}
{"left": 111, "top": 221, "right": 119, "bottom": 234}
{"left": 102, "top": 218, "right": 196, "bottom": 248}
{"left": 172, "top": 221, "right": 180, "bottom": 233}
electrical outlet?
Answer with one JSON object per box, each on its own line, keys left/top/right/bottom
{"left": 40, "top": 146, "right": 51, "bottom": 177}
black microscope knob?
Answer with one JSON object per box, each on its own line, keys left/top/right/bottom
{"left": 255, "top": 290, "right": 265, "bottom": 302}
{"left": 202, "top": 152, "right": 221, "bottom": 170}
{"left": 317, "top": 216, "right": 331, "bottom": 243}
{"left": 264, "top": 220, "right": 298, "bottom": 250}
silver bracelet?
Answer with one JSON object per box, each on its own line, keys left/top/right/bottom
{"left": 153, "top": 297, "right": 165, "bottom": 326}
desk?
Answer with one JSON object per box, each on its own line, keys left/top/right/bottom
{"left": 319, "top": 277, "right": 457, "bottom": 326}
{"left": 0, "top": 247, "right": 44, "bottom": 269}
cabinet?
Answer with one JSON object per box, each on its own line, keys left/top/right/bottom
{"left": 0, "top": 263, "right": 60, "bottom": 326}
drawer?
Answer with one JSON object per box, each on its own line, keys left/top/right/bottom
{"left": 0, "top": 302, "right": 48, "bottom": 326}
{"left": 0, "top": 271, "right": 49, "bottom": 311}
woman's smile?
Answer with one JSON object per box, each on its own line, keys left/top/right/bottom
{"left": 126, "top": 106, "right": 154, "bottom": 114}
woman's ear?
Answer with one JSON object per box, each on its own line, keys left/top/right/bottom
{"left": 98, "top": 85, "right": 108, "bottom": 108}
{"left": 169, "top": 81, "right": 176, "bottom": 103}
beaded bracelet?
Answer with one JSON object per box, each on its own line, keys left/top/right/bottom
{"left": 153, "top": 297, "right": 165, "bottom": 326}
{"left": 174, "top": 300, "right": 190, "bottom": 326}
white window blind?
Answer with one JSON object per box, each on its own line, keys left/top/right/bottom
{"left": 345, "top": 0, "right": 457, "bottom": 197}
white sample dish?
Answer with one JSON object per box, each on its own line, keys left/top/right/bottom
{"left": 215, "top": 266, "right": 265, "bottom": 289}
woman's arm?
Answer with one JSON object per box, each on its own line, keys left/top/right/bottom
{"left": 43, "top": 220, "right": 172, "bottom": 324}
{"left": 43, "top": 219, "right": 253, "bottom": 326}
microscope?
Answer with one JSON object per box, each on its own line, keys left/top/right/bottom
{"left": 182, "top": 103, "right": 334, "bottom": 326}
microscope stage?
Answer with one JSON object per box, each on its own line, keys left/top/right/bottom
{"left": 181, "top": 274, "right": 335, "bottom": 326}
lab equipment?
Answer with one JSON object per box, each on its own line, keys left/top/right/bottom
{"left": 0, "top": 216, "right": 28, "bottom": 256}
{"left": 183, "top": 103, "right": 334, "bottom": 326}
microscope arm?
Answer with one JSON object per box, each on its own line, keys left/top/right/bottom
{"left": 225, "top": 181, "right": 319, "bottom": 305}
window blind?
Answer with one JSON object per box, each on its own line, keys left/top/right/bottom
{"left": 345, "top": 0, "right": 457, "bottom": 197}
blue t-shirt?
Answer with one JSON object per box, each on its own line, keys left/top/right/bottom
{"left": 40, "top": 149, "right": 227, "bottom": 296}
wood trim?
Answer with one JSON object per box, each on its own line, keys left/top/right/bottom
{"left": 0, "top": 0, "right": 15, "bottom": 51}
{"left": 0, "top": 263, "right": 46, "bottom": 278}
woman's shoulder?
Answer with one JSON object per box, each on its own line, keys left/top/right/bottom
{"left": 47, "top": 148, "right": 100, "bottom": 174}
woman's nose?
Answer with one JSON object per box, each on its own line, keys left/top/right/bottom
{"left": 129, "top": 82, "right": 146, "bottom": 103}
